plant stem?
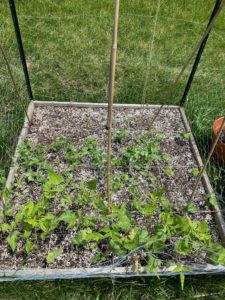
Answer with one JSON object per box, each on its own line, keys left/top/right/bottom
{"left": 107, "top": 0, "right": 120, "bottom": 207}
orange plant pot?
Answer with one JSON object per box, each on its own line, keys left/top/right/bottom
{"left": 212, "top": 116, "right": 225, "bottom": 164}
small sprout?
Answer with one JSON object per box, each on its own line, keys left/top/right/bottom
{"left": 113, "top": 128, "right": 128, "bottom": 143}
{"left": 176, "top": 131, "right": 190, "bottom": 141}
{"left": 190, "top": 167, "right": 199, "bottom": 177}
{"left": 50, "top": 135, "right": 65, "bottom": 152}
{"left": 164, "top": 167, "right": 174, "bottom": 176}
{"left": 64, "top": 143, "right": 80, "bottom": 164}
{"left": 187, "top": 204, "right": 199, "bottom": 212}
{"left": 155, "top": 132, "right": 164, "bottom": 141}
{"left": 24, "top": 171, "right": 35, "bottom": 182}
{"left": 47, "top": 248, "right": 63, "bottom": 264}
{"left": 182, "top": 132, "right": 190, "bottom": 139}
{"left": 92, "top": 253, "right": 106, "bottom": 264}
{"left": 162, "top": 154, "right": 172, "bottom": 161}
{"left": 113, "top": 181, "right": 124, "bottom": 192}
{"left": 161, "top": 199, "right": 170, "bottom": 211}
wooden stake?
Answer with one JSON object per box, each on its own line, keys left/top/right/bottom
{"left": 107, "top": 0, "right": 120, "bottom": 206}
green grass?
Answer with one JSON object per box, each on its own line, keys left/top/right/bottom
{"left": 0, "top": 0, "right": 225, "bottom": 298}
{"left": 1, "top": 276, "right": 225, "bottom": 300}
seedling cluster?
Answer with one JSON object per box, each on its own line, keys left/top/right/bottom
{"left": 0, "top": 129, "right": 224, "bottom": 275}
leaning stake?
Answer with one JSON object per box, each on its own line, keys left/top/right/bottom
{"left": 107, "top": 0, "right": 120, "bottom": 206}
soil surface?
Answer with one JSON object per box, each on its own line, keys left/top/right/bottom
{"left": 0, "top": 105, "right": 219, "bottom": 270}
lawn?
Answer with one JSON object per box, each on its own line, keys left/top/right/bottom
{"left": 0, "top": 0, "right": 225, "bottom": 298}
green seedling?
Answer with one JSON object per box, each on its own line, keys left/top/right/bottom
{"left": 47, "top": 248, "right": 63, "bottom": 264}
{"left": 176, "top": 131, "right": 190, "bottom": 140}
{"left": 113, "top": 128, "right": 128, "bottom": 143}
{"left": 164, "top": 167, "right": 174, "bottom": 176}
{"left": 190, "top": 167, "right": 199, "bottom": 177}
{"left": 1, "top": 133, "right": 224, "bottom": 273}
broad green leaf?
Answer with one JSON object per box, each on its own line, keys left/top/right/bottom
{"left": 109, "top": 240, "right": 126, "bottom": 255}
{"left": 81, "top": 228, "right": 104, "bottom": 242}
{"left": 174, "top": 239, "right": 192, "bottom": 255}
{"left": 47, "top": 170, "right": 64, "bottom": 185}
{"left": 1, "top": 223, "right": 12, "bottom": 232}
{"left": 23, "top": 230, "right": 31, "bottom": 239}
{"left": 160, "top": 199, "right": 170, "bottom": 211}
{"left": 6, "top": 231, "right": 19, "bottom": 252}
{"left": 198, "top": 220, "right": 209, "bottom": 233}
{"left": 60, "top": 195, "right": 73, "bottom": 208}
{"left": 25, "top": 239, "right": 32, "bottom": 254}
{"left": 2, "top": 188, "right": 10, "bottom": 201}
{"left": 39, "top": 213, "right": 58, "bottom": 233}
{"left": 25, "top": 217, "right": 38, "bottom": 227}
{"left": 59, "top": 211, "right": 76, "bottom": 229}
{"left": 208, "top": 242, "right": 225, "bottom": 265}
{"left": 113, "top": 214, "right": 131, "bottom": 232}
{"left": 209, "top": 196, "right": 218, "bottom": 207}
{"left": 187, "top": 204, "right": 199, "bottom": 212}
{"left": 138, "top": 229, "right": 149, "bottom": 244}
{"left": 142, "top": 204, "right": 157, "bottom": 216}
{"left": 87, "top": 179, "right": 97, "bottom": 190}
{"left": 24, "top": 201, "right": 35, "bottom": 217}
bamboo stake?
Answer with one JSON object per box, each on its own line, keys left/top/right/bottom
{"left": 107, "top": 0, "right": 120, "bottom": 206}
{"left": 189, "top": 115, "right": 225, "bottom": 202}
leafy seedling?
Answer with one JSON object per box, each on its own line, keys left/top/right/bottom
{"left": 190, "top": 167, "right": 199, "bottom": 177}
{"left": 50, "top": 135, "right": 65, "bottom": 152}
{"left": 6, "top": 231, "right": 20, "bottom": 252}
{"left": 87, "top": 179, "right": 97, "bottom": 190}
{"left": 176, "top": 131, "right": 190, "bottom": 140}
{"left": 47, "top": 248, "right": 63, "bottom": 264}
{"left": 113, "top": 128, "right": 128, "bottom": 143}
{"left": 208, "top": 196, "right": 218, "bottom": 207}
{"left": 187, "top": 203, "right": 199, "bottom": 212}
{"left": 164, "top": 167, "right": 174, "bottom": 176}
{"left": 59, "top": 211, "right": 76, "bottom": 229}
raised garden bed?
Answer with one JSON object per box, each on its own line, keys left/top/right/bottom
{"left": 0, "top": 101, "right": 225, "bottom": 281}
